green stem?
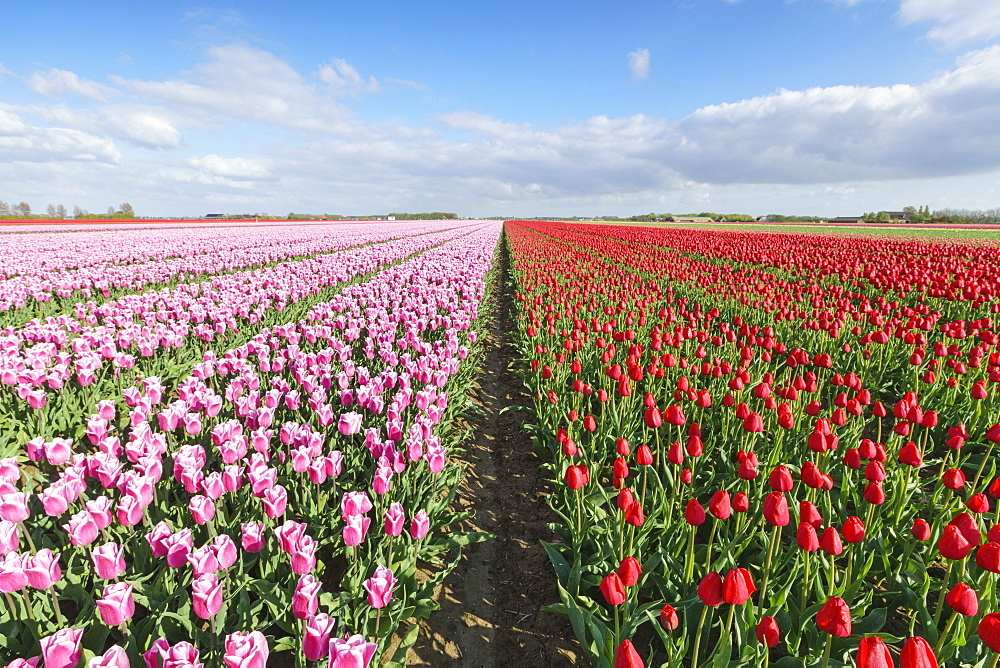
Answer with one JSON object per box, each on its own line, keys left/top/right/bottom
{"left": 691, "top": 604, "right": 711, "bottom": 668}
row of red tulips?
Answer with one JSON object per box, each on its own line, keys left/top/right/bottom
{"left": 507, "top": 220, "right": 1000, "bottom": 667}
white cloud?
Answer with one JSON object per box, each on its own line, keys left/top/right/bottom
{"left": 27, "top": 69, "right": 114, "bottom": 101}
{"left": 116, "top": 44, "right": 352, "bottom": 133}
{"left": 188, "top": 154, "right": 271, "bottom": 179}
{"left": 666, "top": 44, "right": 1000, "bottom": 183}
{"left": 900, "top": 0, "right": 1000, "bottom": 48}
{"left": 0, "top": 106, "right": 121, "bottom": 164}
{"left": 317, "top": 58, "right": 380, "bottom": 96}
{"left": 385, "top": 77, "right": 430, "bottom": 91}
{"left": 101, "top": 107, "right": 183, "bottom": 149}
{"left": 627, "top": 48, "right": 651, "bottom": 81}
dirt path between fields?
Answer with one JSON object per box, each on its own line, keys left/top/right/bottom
{"left": 396, "top": 236, "right": 579, "bottom": 667}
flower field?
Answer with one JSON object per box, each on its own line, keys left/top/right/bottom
{"left": 507, "top": 220, "right": 1000, "bottom": 667}
{"left": 0, "top": 220, "right": 501, "bottom": 667}
{"left": 3, "top": 216, "right": 1000, "bottom": 667}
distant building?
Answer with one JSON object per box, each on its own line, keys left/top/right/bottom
{"left": 205, "top": 213, "right": 225, "bottom": 219}
{"left": 829, "top": 217, "right": 863, "bottom": 224}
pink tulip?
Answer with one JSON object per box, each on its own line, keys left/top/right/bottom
{"left": 0, "top": 493, "right": 29, "bottom": 523}
{"left": 303, "top": 613, "right": 336, "bottom": 661}
{"left": 363, "top": 564, "right": 397, "bottom": 609}
{"left": 212, "top": 534, "right": 239, "bottom": 569}
{"left": 328, "top": 634, "right": 377, "bottom": 668}
{"left": 0, "top": 553, "right": 28, "bottom": 593}
{"left": 192, "top": 573, "right": 223, "bottom": 620}
{"left": 241, "top": 522, "right": 265, "bottom": 553}
{"left": 337, "top": 412, "right": 363, "bottom": 435}
{"left": 96, "top": 582, "right": 135, "bottom": 626}
{"left": 410, "top": 509, "right": 430, "bottom": 540}
{"left": 39, "top": 628, "right": 83, "bottom": 668}
{"left": 89, "top": 645, "right": 129, "bottom": 668}
{"left": 92, "top": 542, "right": 126, "bottom": 580}
{"left": 292, "top": 574, "right": 321, "bottom": 620}
{"left": 341, "top": 491, "right": 373, "bottom": 517}
{"left": 384, "top": 502, "right": 405, "bottom": 537}
{"left": 189, "top": 495, "right": 216, "bottom": 525}
{"left": 291, "top": 535, "right": 317, "bottom": 575}
{"left": 262, "top": 485, "right": 287, "bottom": 519}
{"left": 223, "top": 631, "right": 269, "bottom": 668}
{"left": 25, "top": 548, "right": 61, "bottom": 589}
{"left": 63, "top": 510, "right": 99, "bottom": 546}
{"left": 343, "top": 515, "right": 370, "bottom": 547}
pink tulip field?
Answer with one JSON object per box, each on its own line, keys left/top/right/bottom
{"left": 3, "top": 217, "right": 1000, "bottom": 667}
{"left": 0, "top": 220, "right": 500, "bottom": 667}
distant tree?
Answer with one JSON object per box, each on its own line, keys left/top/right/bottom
{"left": 15, "top": 202, "right": 32, "bottom": 217}
{"left": 107, "top": 206, "right": 116, "bottom": 217}
{"left": 46, "top": 204, "right": 58, "bottom": 218}
{"left": 0, "top": 200, "right": 10, "bottom": 216}
{"left": 119, "top": 202, "right": 135, "bottom": 218}
{"left": 56, "top": 204, "right": 67, "bottom": 218}
{"left": 73, "top": 205, "right": 87, "bottom": 218}
{"left": 876, "top": 211, "right": 892, "bottom": 223}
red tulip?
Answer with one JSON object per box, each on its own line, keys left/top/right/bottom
{"left": 617, "top": 557, "right": 642, "bottom": 587}
{"left": 820, "top": 527, "right": 843, "bottom": 555}
{"left": 856, "top": 636, "right": 894, "bottom": 668}
{"left": 898, "top": 636, "right": 938, "bottom": 668}
{"left": 979, "top": 612, "right": 1000, "bottom": 652}
{"left": 564, "top": 465, "right": 589, "bottom": 490}
{"left": 600, "top": 572, "right": 626, "bottom": 606}
{"left": 942, "top": 468, "right": 966, "bottom": 490}
{"left": 698, "top": 571, "right": 724, "bottom": 607}
{"left": 709, "top": 490, "right": 732, "bottom": 520}
{"left": 722, "top": 568, "right": 756, "bottom": 604}
{"left": 911, "top": 519, "right": 931, "bottom": 541}
{"left": 938, "top": 525, "right": 974, "bottom": 560}
{"left": 756, "top": 616, "right": 780, "bottom": 648}
{"left": 625, "top": 501, "right": 645, "bottom": 527}
{"left": 769, "top": 465, "right": 794, "bottom": 492}
{"left": 977, "top": 542, "right": 1000, "bottom": 573}
{"left": 636, "top": 444, "right": 654, "bottom": 466}
{"left": 685, "top": 499, "right": 706, "bottom": 526}
{"left": 945, "top": 582, "right": 978, "bottom": 616}
{"left": 763, "top": 492, "right": 789, "bottom": 527}
{"left": 613, "top": 639, "right": 644, "bottom": 668}
{"left": 816, "top": 596, "right": 851, "bottom": 637}
{"left": 797, "top": 522, "right": 819, "bottom": 552}
{"left": 898, "top": 441, "right": 922, "bottom": 467}
{"left": 644, "top": 407, "right": 662, "bottom": 429}
{"left": 659, "top": 604, "right": 679, "bottom": 630}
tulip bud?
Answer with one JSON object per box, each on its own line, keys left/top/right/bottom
{"left": 816, "top": 596, "right": 852, "bottom": 637}
{"left": 899, "top": 636, "right": 938, "bottom": 667}
{"left": 613, "top": 639, "right": 644, "bottom": 668}
{"left": 979, "top": 612, "right": 1000, "bottom": 652}
{"left": 617, "top": 557, "right": 642, "bottom": 587}
{"left": 697, "top": 571, "right": 724, "bottom": 607}
{"left": 756, "top": 616, "right": 780, "bottom": 648}
{"left": 600, "top": 572, "right": 627, "bottom": 606}
{"left": 722, "top": 567, "right": 756, "bottom": 605}
{"left": 659, "top": 604, "right": 679, "bottom": 631}
{"left": 856, "top": 636, "right": 893, "bottom": 668}
{"left": 945, "top": 582, "right": 979, "bottom": 616}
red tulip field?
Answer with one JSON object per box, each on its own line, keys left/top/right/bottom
{"left": 507, "top": 220, "right": 1000, "bottom": 667}
{"left": 2, "top": 217, "right": 1000, "bottom": 667}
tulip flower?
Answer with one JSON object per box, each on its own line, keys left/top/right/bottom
{"left": 600, "top": 572, "right": 627, "bottom": 606}
{"left": 756, "top": 616, "right": 780, "bottom": 648}
{"left": 192, "top": 573, "right": 223, "bottom": 620}
{"left": 613, "top": 639, "right": 643, "bottom": 668}
{"left": 698, "top": 571, "right": 724, "bottom": 607}
{"left": 92, "top": 542, "right": 126, "bottom": 580}
{"left": 945, "top": 582, "right": 978, "bottom": 616}
{"left": 617, "top": 556, "right": 642, "bottom": 587}
{"left": 364, "top": 564, "right": 397, "bottom": 609}
{"left": 722, "top": 567, "right": 756, "bottom": 605}
{"left": 328, "top": 635, "right": 377, "bottom": 668}
{"left": 303, "top": 613, "right": 336, "bottom": 661}
{"left": 96, "top": 582, "right": 135, "bottom": 626}
{"left": 856, "top": 636, "right": 893, "bottom": 668}
{"left": 763, "top": 492, "right": 789, "bottom": 526}
{"left": 899, "top": 636, "right": 938, "bottom": 667}
{"left": 979, "top": 613, "right": 1000, "bottom": 652}
{"left": 292, "top": 574, "right": 321, "bottom": 620}
{"left": 659, "top": 604, "right": 679, "bottom": 630}
{"left": 223, "top": 631, "right": 269, "bottom": 668}
{"left": 938, "top": 525, "right": 974, "bottom": 560}
{"left": 39, "top": 628, "right": 83, "bottom": 668}
{"left": 816, "top": 596, "right": 851, "bottom": 637}
{"left": 90, "top": 645, "right": 129, "bottom": 668}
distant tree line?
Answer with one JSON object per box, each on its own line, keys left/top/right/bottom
{"left": 861, "top": 206, "right": 1000, "bottom": 224}
{"left": 0, "top": 200, "right": 135, "bottom": 219}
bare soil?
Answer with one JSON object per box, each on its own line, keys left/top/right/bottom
{"left": 391, "top": 238, "right": 579, "bottom": 667}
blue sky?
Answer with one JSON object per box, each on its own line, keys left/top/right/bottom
{"left": 1, "top": 0, "right": 999, "bottom": 217}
